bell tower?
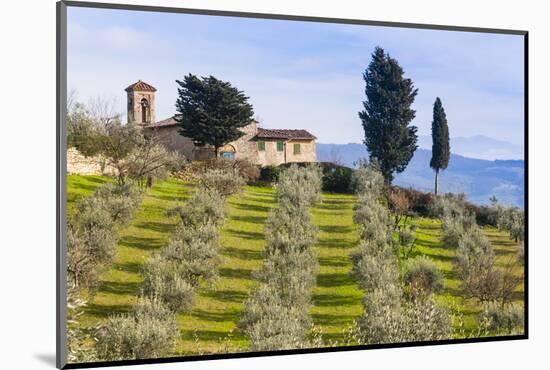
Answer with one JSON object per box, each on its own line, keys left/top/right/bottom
{"left": 125, "top": 80, "right": 157, "bottom": 125}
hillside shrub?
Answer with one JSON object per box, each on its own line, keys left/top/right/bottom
{"left": 321, "top": 164, "right": 353, "bottom": 193}
{"left": 455, "top": 226, "right": 494, "bottom": 279}
{"left": 277, "top": 164, "right": 322, "bottom": 207}
{"left": 187, "top": 158, "right": 259, "bottom": 182}
{"left": 259, "top": 165, "right": 281, "bottom": 183}
{"left": 239, "top": 284, "right": 311, "bottom": 351}
{"left": 352, "top": 163, "right": 451, "bottom": 345}
{"left": 68, "top": 183, "right": 142, "bottom": 290}
{"left": 241, "top": 165, "right": 320, "bottom": 350}
{"left": 388, "top": 188, "right": 412, "bottom": 228}
{"left": 480, "top": 303, "right": 524, "bottom": 335}
{"left": 141, "top": 255, "right": 196, "bottom": 312}
{"left": 350, "top": 160, "right": 385, "bottom": 195}
{"left": 395, "top": 187, "right": 434, "bottom": 217}
{"left": 357, "top": 291, "right": 451, "bottom": 344}
{"left": 398, "top": 224, "right": 417, "bottom": 259}
{"left": 264, "top": 200, "right": 317, "bottom": 255}
{"left": 92, "top": 183, "right": 143, "bottom": 225}
{"left": 95, "top": 298, "right": 178, "bottom": 361}
{"left": 199, "top": 168, "right": 245, "bottom": 197}
{"left": 167, "top": 188, "right": 225, "bottom": 228}
{"left": 161, "top": 223, "right": 222, "bottom": 285}
{"left": 429, "top": 193, "right": 467, "bottom": 219}
{"left": 403, "top": 257, "right": 445, "bottom": 298}
{"left": 492, "top": 203, "right": 525, "bottom": 243}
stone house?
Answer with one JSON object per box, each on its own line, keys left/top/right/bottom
{"left": 125, "top": 80, "right": 317, "bottom": 166}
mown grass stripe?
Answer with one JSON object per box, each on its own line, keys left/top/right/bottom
{"left": 67, "top": 176, "right": 193, "bottom": 328}
{"left": 311, "top": 192, "right": 363, "bottom": 344}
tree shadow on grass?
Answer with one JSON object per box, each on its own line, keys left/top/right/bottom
{"left": 315, "top": 202, "right": 349, "bottom": 211}
{"left": 311, "top": 312, "right": 356, "bottom": 326}
{"left": 319, "top": 225, "right": 354, "bottom": 234}
{"left": 98, "top": 280, "right": 141, "bottom": 296}
{"left": 312, "top": 294, "right": 361, "bottom": 307}
{"left": 222, "top": 246, "right": 263, "bottom": 261}
{"left": 232, "top": 203, "right": 273, "bottom": 214}
{"left": 317, "top": 239, "right": 354, "bottom": 249}
{"left": 318, "top": 256, "right": 350, "bottom": 267}
{"left": 412, "top": 249, "right": 455, "bottom": 263}
{"left": 148, "top": 194, "right": 188, "bottom": 203}
{"left": 189, "top": 309, "right": 239, "bottom": 323}
{"left": 202, "top": 289, "right": 249, "bottom": 304}
{"left": 69, "top": 182, "right": 103, "bottom": 193}
{"left": 84, "top": 303, "right": 132, "bottom": 319}
{"left": 414, "top": 238, "right": 443, "bottom": 249}
{"left": 317, "top": 273, "right": 355, "bottom": 288}
{"left": 242, "top": 192, "right": 277, "bottom": 203}
{"left": 219, "top": 267, "right": 254, "bottom": 281}
{"left": 224, "top": 228, "right": 264, "bottom": 241}
{"left": 230, "top": 215, "right": 268, "bottom": 225}
{"left": 113, "top": 261, "right": 143, "bottom": 274}
{"left": 119, "top": 235, "right": 163, "bottom": 251}
{"left": 134, "top": 221, "right": 175, "bottom": 234}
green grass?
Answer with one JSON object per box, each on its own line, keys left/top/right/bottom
{"left": 406, "top": 217, "right": 524, "bottom": 335}
{"left": 67, "top": 175, "right": 524, "bottom": 355}
{"left": 68, "top": 176, "right": 193, "bottom": 328}
{"left": 311, "top": 193, "right": 363, "bottom": 343}
{"left": 174, "top": 185, "right": 277, "bottom": 354}
{"left": 67, "top": 175, "right": 110, "bottom": 215}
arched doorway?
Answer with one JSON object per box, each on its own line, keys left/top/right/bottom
{"left": 219, "top": 144, "right": 236, "bottom": 160}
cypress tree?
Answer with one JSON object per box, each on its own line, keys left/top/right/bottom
{"left": 175, "top": 74, "right": 254, "bottom": 156}
{"left": 359, "top": 47, "right": 418, "bottom": 185}
{"left": 429, "top": 97, "right": 450, "bottom": 195}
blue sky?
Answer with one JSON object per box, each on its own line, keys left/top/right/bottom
{"left": 67, "top": 6, "right": 525, "bottom": 149}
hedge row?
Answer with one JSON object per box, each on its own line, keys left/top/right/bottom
{"left": 240, "top": 164, "right": 322, "bottom": 351}
{"left": 350, "top": 162, "right": 451, "bottom": 344}
{"left": 95, "top": 168, "right": 244, "bottom": 361}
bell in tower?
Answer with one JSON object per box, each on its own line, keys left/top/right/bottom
{"left": 125, "top": 80, "right": 157, "bottom": 125}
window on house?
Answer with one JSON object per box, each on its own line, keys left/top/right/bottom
{"left": 293, "top": 143, "right": 301, "bottom": 155}
{"left": 277, "top": 141, "right": 284, "bottom": 152}
{"left": 258, "top": 141, "right": 266, "bottom": 151}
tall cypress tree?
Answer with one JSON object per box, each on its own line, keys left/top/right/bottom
{"left": 175, "top": 74, "right": 254, "bottom": 156}
{"left": 429, "top": 97, "right": 450, "bottom": 195}
{"left": 359, "top": 46, "right": 418, "bottom": 185}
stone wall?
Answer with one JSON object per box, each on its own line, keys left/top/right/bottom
{"left": 149, "top": 121, "right": 261, "bottom": 163}
{"left": 285, "top": 139, "right": 316, "bottom": 164}
{"left": 67, "top": 147, "right": 116, "bottom": 175}
{"left": 256, "top": 139, "right": 316, "bottom": 166}
{"left": 231, "top": 121, "right": 259, "bottom": 163}
{"left": 146, "top": 126, "right": 195, "bottom": 160}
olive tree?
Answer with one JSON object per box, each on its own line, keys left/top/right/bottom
{"left": 95, "top": 297, "right": 179, "bottom": 361}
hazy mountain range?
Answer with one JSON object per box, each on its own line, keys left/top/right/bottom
{"left": 317, "top": 139, "right": 525, "bottom": 207}
{"left": 417, "top": 135, "right": 524, "bottom": 161}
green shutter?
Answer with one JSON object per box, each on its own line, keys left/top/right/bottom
{"left": 258, "top": 141, "right": 265, "bottom": 151}
{"left": 277, "top": 141, "right": 284, "bottom": 152}
{"left": 293, "top": 143, "right": 301, "bottom": 154}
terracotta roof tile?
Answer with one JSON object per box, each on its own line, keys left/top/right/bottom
{"left": 144, "top": 119, "right": 316, "bottom": 142}
{"left": 256, "top": 128, "right": 316, "bottom": 140}
{"left": 144, "top": 116, "right": 177, "bottom": 129}
{"left": 125, "top": 80, "right": 157, "bottom": 92}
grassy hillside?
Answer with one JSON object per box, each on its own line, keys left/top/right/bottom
{"left": 68, "top": 175, "right": 524, "bottom": 355}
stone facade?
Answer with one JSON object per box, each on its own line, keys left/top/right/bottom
{"left": 127, "top": 80, "right": 317, "bottom": 166}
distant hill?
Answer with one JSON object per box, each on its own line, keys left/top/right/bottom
{"left": 317, "top": 143, "right": 524, "bottom": 207}
{"left": 417, "top": 135, "right": 524, "bottom": 160}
